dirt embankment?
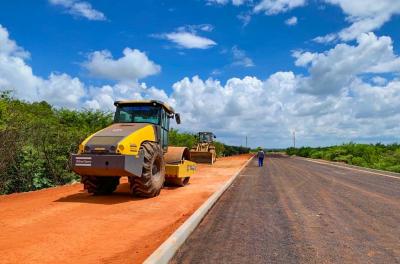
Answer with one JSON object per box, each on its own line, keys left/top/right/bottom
{"left": 0, "top": 154, "right": 252, "bottom": 264}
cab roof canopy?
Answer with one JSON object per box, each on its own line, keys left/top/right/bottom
{"left": 199, "top": 132, "right": 214, "bottom": 135}
{"left": 114, "top": 100, "right": 175, "bottom": 114}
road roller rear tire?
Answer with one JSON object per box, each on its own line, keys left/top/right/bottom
{"left": 129, "top": 142, "right": 165, "bottom": 198}
{"left": 81, "top": 176, "right": 120, "bottom": 195}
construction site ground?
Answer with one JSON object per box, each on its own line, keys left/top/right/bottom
{"left": 0, "top": 154, "right": 252, "bottom": 264}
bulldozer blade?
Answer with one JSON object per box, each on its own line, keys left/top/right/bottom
{"left": 190, "top": 151, "right": 215, "bottom": 164}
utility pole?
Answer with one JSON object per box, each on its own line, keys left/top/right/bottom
{"left": 245, "top": 136, "right": 248, "bottom": 148}
{"left": 292, "top": 130, "right": 296, "bottom": 148}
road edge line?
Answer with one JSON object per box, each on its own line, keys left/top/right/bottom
{"left": 143, "top": 155, "right": 255, "bottom": 264}
{"left": 294, "top": 156, "right": 400, "bottom": 180}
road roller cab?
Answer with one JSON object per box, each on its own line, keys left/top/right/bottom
{"left": 71, "top": 100, "right": 196, "bottom": 198}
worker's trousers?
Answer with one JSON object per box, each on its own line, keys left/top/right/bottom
{"left": 258, "top": 157, "right": 264, "bottom": 167}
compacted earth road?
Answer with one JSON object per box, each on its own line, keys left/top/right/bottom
{"left": 0, "top": 155, "right": 252, "bottom": 264}
{"left": 172, "top": 154, "right": 400, "bottom": 264}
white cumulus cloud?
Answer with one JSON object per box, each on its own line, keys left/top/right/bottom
{"left": 49, "top": 0, "right": 106, "bottom": 21}
{"left": 207, "top": 0, "right": 400, "bottom": 44}
{"left": 317, "top": 0, "right": 400, "bottom": 42}
{"left": 207, "top": 0, "right": 249, "bottom": 6}
{"left": 40, "top": 73, "right": 85, "bottom": 108}
{"left": 231, "top": 46, "right": 255, "bottom": 67}
{"left": 294, "top": 32, "right": 400, "bottom": 95}
{"left": 153, "top": 24, "right": 217, "bottom": 50}
{"left": 254, "top": 0, "right": 306, "bottom": 15}
{"left": 371, "top": 76, "right": 387, "bottom": 86}
{"left": 83, "top": 48, "right": 161, "bottom": 82}
{"left": 169, "top": 72, "right": 400, "bottom": 147}
{"left": 84, "top": 82, "right": 169, "bottom": 111}
{"left": 0, "top": 25, "right": 85, "bottom": 107}
{"left": 237, "top": 12, "right": 252, "bottom": 26}
{"left": 0, "top": 24, "right": 163, "bottom": 110}
{"left": 159, "top": 32, "right": 217, "bottom": 49}
{"left": 285, "top": 16, "right": 298, "bottom": 26}
{"left": 3, "top": 24, "right": 400, "bottom": 147}
{"left": 0, "top": 26, "right": 30, "bottom": 58}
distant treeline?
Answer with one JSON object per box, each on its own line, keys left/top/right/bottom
{"left": 0, "top": 93, "right": 249, "bottom": 194}
{"left": 286, "top": 143, "right": 400, "bottom": 173}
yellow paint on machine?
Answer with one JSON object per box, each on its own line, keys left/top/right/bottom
{"left": 78, "top": 127, "right": 108, "bottom": 154}
{"left": 79, "top": 124, "right": 157, "bottom": 156}
{"left": 117, "top": 125, "right": 156, "bottom": 155}
{"left": 165, "top": 160, "right": 197, "bottom": 178}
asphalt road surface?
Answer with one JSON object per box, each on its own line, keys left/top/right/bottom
{"left": 171, "top": 154, "right": 400, "bottom": 264}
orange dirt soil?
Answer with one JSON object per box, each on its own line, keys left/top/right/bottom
{"left": 0, "top": 154, "right": 252, "bottom": 264}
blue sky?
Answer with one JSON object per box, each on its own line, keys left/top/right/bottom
{"left": 1, "top": 0, "right": 400, "bottom": 148}
{"left": 0, "top": 0, "right": 369, "bottom": 86}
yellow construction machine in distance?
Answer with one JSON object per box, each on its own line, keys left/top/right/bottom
{"left": 190, "top": 132, "right": 217, "bottom": 164}
{"left": 70, "top": 100, "right": 196, "bottom": 198}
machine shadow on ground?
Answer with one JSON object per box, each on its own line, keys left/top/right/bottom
{"left": 53, "top": 183, "right": 146, "bottom": 205}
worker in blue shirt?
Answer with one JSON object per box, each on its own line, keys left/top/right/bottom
{"left": 257, "top": 149, "right": 265, "bottom": 167}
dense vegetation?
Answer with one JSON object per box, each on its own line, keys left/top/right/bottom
{"left": 286, "top": 143, "right": 400, "bottom": 173}
{"left": 0, "top": 93, "right": 113, "bottom": 194}
{"left": 0, "top": 94, "right": 249, "bottom": 194}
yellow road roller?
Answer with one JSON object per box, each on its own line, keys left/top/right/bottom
{"left": 70, "top": 100, "right": 196, "bottom": 198}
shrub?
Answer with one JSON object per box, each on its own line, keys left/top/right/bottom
{"left": 310, "top": 151, "right": 323, "bottom": 159}
{"left": 351, "top": 157, "right": 366, "bottom": 166}
{"left": 334, "top": 154, "right": 353, "bottom": 164}
{"left": 0, "top": 93, "right": 112, "bottom": 194}
{"left": 285, "top": 143, "right": 400, "bottom": 173}
{"left": 385, "top": 165, "right": 400, "bottom": 173}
